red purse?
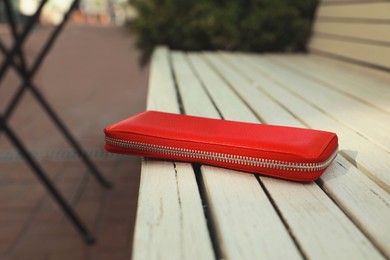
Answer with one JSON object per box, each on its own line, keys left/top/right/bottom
{"left": 104, "top": 111, "right": 338, "bottom": 182}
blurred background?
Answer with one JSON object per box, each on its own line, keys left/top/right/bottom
{"left": 0, "top": 0, "right": 317, "bottom": 259}
{"left": 0, "top": 1, "right": 148, "bottom": 259}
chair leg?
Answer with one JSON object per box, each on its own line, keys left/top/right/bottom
{"left": 0, "top": 0, "right": 49, "bottom": 81}
{"left": 1, "top": 0, "right": 112, "bottom": 189}
{"left": 1, "top": 0, "right": 109, "bottom": 245}
{"left": 0, "top": 119, "right": 96, "bottom": 244}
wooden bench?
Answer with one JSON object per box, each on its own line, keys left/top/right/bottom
{"left": 132, "top": 1, "right": 390, "bottom": 259}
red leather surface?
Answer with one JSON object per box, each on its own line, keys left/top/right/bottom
{"left": 104, "top": 111, "right": 338, "bottom": 181}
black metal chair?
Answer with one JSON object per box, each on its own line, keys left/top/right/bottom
{"left": 0, "top": 0, "right": 111, "bottom": 244}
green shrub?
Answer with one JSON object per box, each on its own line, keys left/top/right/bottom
{"left": 130, "top": 0, "right": 318, "bottom": 62}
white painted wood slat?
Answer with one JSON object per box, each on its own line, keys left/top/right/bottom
{"left": 309, "top": 36, "right": 390, "bottom": 69}
{"left": 313, "top": 22, "right": 390, "bottom": 44}
{"left": 268, "top": 55, "right": 390, "bottom": 115}
{"left": 189, "top": 52, "right": 381, "bottom": 259}
{"left": 232, "top": 54, "right": 390, "bottom": 191}
{"left": 171, "top": 51, "right": 302, "bottom": 260}
{"left": 260, "top": 61, "right": 390, "bottom": 192}
{"left": 170, "top": 52, "right": 220, "bottom": 120}
{"left": 134, "top": 45, "right": 390, "bottom": 259}
{"left": 132, "top": 47, "right": 214, "bottom": 260}
{"left": 187, "top": 54, "right": 259, "bottom": 123}
{"left": 201, "top": 166, "right": 302, "bottom": 260}
{"left": 251, "top": 76, "right": 390, "bottom": 258}
{"left": 133, "top": 161, "right": 214, "bottom": 260}
{"left": 206, "top": 53, "right": 389, "bottom": 259}
{"left": 262, "top": 177, "right": 385, "bottom": 260}
{"left": 145, "top": 47, "right": 180, "bottom": 114}
{"left": 316, "top": 2, "right": 390, "bottom": 20}
{"left": 309, "top": 54, "right": 390, "bottom": 83}
{"left": 243, "top": 55, "right": 390, "bottom": 152}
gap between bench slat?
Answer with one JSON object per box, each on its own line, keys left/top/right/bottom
{"left": 172, "top": 51, "right": 303, "bottom": 260}
{"left": 246, "top": 55, "right": 390, "bottom": 151}
{"left": 205, "top": 52, "right": 390, "bottom": 258}
{"left": 132, "top": 47, "right": 214, "bottom": 260}
{"left": 187, "top": 51, "right": 384, "bottom": 259}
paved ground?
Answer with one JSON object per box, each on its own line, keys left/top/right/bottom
{"left": 0, "top": 24, "right": 149, "bottom": 259}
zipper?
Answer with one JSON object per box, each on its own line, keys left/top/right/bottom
{"left": 105, "top": 137, "right": 338, "bottom": 172}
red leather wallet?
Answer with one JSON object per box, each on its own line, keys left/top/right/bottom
{"left": 104, "top": 111, "right": 338, "bottom": 182}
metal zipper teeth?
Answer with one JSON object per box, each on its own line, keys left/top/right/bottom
{"left": 105, "top": 137, "right": 338, "bottom": 172}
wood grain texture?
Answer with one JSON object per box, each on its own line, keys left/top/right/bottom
{"left": 133, "top": 161, "right": 215, "bottom": 260}
{"left": 269, "top": 55, "right": 390, "bottom": 114}
{"left": 199, "top": 52, "right": 383, "bottom": 259}
{"left": 171, "top": 51, "right": 302, "bottom": 260}
{"left": 228, "top": 53, "right": 390, "bottom": 257}
{"left": 132, "top": 47, "right": 214, "bottom": 260}
{"left": 261, "top": 178, "right": 385, "bottom": 260}
{"left": 239, "top": 55, "right": 390, "bottom": 193}
{"left": 136, "top": 28, "right": 390, "bottom": 259}
{"left": 319, "top": 155, "right": 390, "bottom": 258}
{"left": 243, "top": 55, "right": 390, "bottom": 152}
{"left": 187, "top": 53, "right": 259, "bottom": 123}
{"left": 146, "top": 47, "right": 180, "bottom": 114}
{"left": 201, "top": 166, "right": 303, "bottom": 260}
{"left": 171, "top": 52, "right": 220, "bottom": 120}
{"left": 209, "top": 52, "right": 389, "bottom": 259}
{"left": 239, "top": 54, "right": 390, "bottom": 187}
